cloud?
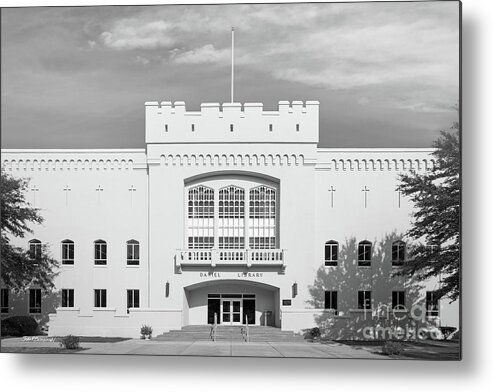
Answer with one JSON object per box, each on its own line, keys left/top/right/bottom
{"left": 171, "top": 44, "right": 230, "bottom": 65}
{"left": 135, "top": 55, "right": 150, "bottom": 65}
{"left": 100, "top": 19, "right": 176, "bottom": 50}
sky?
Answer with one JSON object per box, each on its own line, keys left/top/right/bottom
{"left": 0, "top": 1, "right": 460, "bottom": 149}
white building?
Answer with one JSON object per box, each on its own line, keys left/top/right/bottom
{"left": 0, "top": 100, "right": 459, "bottom": 339}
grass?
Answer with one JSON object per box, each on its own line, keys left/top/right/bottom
{"left": 337, "top": 339, "right": 461, "bottom": 360}
{"left": 1, "top": 346, "right": 87, "bottom": 354}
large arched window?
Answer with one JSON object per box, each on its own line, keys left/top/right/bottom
{"left": 94, "top": 240, "right": 107, "bottom": 265}
{"left": 324, "top": 240, "right": 338, "bottom": 266}
{"left": 188, "top": 186, "right": 214, "bottom": 249}
{"left": 392, "top": 240, "right": 406, "bottom": 266}
{"left": 249, "top": 186, "right": 276, "bottom": 249}
{"left": 185, "top": 178, "right": 278, "bottom": 251}
{"left": 61, "top": 239, "right": 74, "bottom": 265}
{"left": 358, "top": 240, "right": 372, "bottom": 267}
{"left": 28, "top": 239, "right": 42, "bottom": 260}
{"left": 219, "top": 186, "right": 245, "bottom": 249}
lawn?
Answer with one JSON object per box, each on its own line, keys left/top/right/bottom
{"left": 337, "top": 340, "right": 461, "bottom": 360}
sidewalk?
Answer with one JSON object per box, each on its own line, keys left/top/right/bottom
{"left": 1, "top": 338, "right": 385, "bottom": 359}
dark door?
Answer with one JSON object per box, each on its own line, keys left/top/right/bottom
{"left": 243, "top": 299, "right": 255, "bottom": 325}
{"left": 207, "top": 298, "right": 221, "bottom": 324}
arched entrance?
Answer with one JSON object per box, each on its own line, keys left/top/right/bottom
{"left": 183, "top": 280, "right": 280, "bottom": 327}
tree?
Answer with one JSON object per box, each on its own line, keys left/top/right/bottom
{"left": 397, "top": 121, "right": 460, "bottom": 302}
{"left": 1, "top": 169, "right": 59, "bottom": 292}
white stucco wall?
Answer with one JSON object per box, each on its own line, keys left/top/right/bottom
{"left": 0, "top": 100, "right": 459, "bottom": 338}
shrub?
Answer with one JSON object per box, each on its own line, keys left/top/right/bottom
{"left": 309, "top": 327, "right": 321, "bottom": 339}
{"left": 140, "top": 325, "right": 153, "bottom": 338}
{"left": 60, "top": 335, "right": 80, "bottom": 350}
{"left": 381, "top": 341, "right": 404, "bottom": 356}
{"left": 1, "top": 316, "right": 38, "bottom": 337}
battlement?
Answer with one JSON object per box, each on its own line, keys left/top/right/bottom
{"left": 145, "top": 101, "right": 319, "bottom": 144}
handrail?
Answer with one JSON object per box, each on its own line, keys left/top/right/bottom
{"left": 241, "top": 315, "right": 250, "bottom": 343}
{"left": 210, "top": 313, "right": 217, "bottom": 342}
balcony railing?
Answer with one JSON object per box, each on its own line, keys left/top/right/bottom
{"left": 175, "top": 248, "right": 286, "bottom": 269}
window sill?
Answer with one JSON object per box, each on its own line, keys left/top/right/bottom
{"left": 126, "top": 264, "right": 140, "bottom": 268}
{"left": 93, "top": 307, "right": 116, "bottom": 312}
{"left": 350, "top": 309, "right": 372, "bottom": 313}
{"left": 324, "top": 263, "right": 338, "bottom": 267}
{"left": 94, "top": 264, "right": 108, "bottom": 268}
{"left": 61, "top": 264, "right": 75, "bottom": 268}
{"left": 58, "top": 307, "right": 79, "bottom": 311}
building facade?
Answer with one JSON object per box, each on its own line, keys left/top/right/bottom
{"left": 0, "top": 100, "right": 459, "bottom": 339}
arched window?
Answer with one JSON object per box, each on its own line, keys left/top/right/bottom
{"left": 94, "top": 240, "right": 107, "bottom": 265}
{"left": 358, "top": 240, "right": 372, "bottom": 266}
{"left": 219, "top": 186, "right": 245, "bottom": 249}
{"left": 188, "top": 186, "right": 214, "bottom": 249}
{"left": 249, "top": 186, "right": 276, "bottom": 249}
{"left": 324, "top": 241, "right": 338, "bottom": 266}
{"left": 28, "top": 239, "right": 42, "bottom": 260}
{"left": 392, "top": 240, "right": 406, "bottom": 266}
{"left": 61, "top": 239, "right": 74, "bottom": 265}
{"left": 127, "top": 239, "right": 140, "bottom": 265}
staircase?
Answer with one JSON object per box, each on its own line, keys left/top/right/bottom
{"left": 154, "top": 325, "right": 306, "bottom": 343}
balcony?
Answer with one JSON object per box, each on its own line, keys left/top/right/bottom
{"left": 175, "top": 249, "right": 286, "bottom": 271}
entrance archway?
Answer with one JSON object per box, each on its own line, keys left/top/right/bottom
{"left": 183, "top": 280, "right": 280, "bottom": 327}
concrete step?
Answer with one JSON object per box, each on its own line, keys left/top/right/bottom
{"left": 155, "top": 325, "right": 306, "bottom": 343}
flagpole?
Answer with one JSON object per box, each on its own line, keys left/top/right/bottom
{"left": 231, "top": 27, "right": 234, "bottom": 103}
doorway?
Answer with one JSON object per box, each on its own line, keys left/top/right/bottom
{"left": 207, "top": 294, "right": 256, "bottom": 325}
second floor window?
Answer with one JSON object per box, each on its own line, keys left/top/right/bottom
{"left": 392, "top": 241, "right": 406, "bottom": 266}
{"left": 61, "top": 240, "right": 74, "bottom": 264}
{"left": 29, "top": 288, "right": 42, "bottom": 313}
{"left": 358, "top": 241, "right": 372, "bottom": 267}
{"left": 324, "top": 241, "right": 338, "bottom": 266}
{"left": 358, "top": 290, "right": 372, "bottom": 310}
{"left": 1, "top": 289, "right": 9, "bottom": 313}
{"left": 94, "top": 289, "right": 107, "bottom": 308}
{"left": 29, "top": 239, "right": 42, "bottom": 260}
{"left": 94, "top": 240, "right": 107, "bottom": 265}
{"left": 127, "top": 240, "right": 140, "bottom": 265}
{"left": 61, "top": 289, "right": 74, "bottom": 308}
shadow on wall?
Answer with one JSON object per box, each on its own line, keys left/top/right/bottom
{"left": 7, "top": 290, "right": 60, "bottom": 332}
{"left": 307, "top": 233, "right": 435, "bottom": 340}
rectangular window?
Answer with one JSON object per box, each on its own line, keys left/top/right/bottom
{"left": 94, "top": 289, "right": 107, "bottom": 308}
{"left": 127, "top": 289, "right": 140, "bottom": 309}
{"left": 426, "top": 291, "right": 439, "bottom": 317}
{"left": 358, "top": 290, "right": 371, "bottom": 310}
{"left": 94, "top": 241, "right": 107, "bottom": 265}
{"left": 1, "top": 289, "right": 9, "bottom": 313}
{"left": 191, "top": 124, "right": 195, "bottom": 132}
{"left": 230, "top": 124, "right": 234, "bottom": 132}
{"left": 29, "top": 289, "right": 42, "bottom": 313}
{"left": 61, "top": 289, "right": 74, "bottom": 308}
{"left": 325, "top": 242, "right": 338, "bottom": 266}
{"left": 392, "top": 291, "right": 405, "bottom": 309}
{"left": 165, "top": 124, "right": 168, "bottom": 132}
{"left": 269, "top": 124, "right": 273, "bottom": 132}
{"left": 61, "top": 241, "right": 74, "bottom": 264}
{"left": 127, "top": 241, "right": 140, "bottom": 265}
{"left": 296, "top": 124, "right": 300, "bottom": 132}
{"left": 324, "top": 291, "right": 338, "bottom": 313}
